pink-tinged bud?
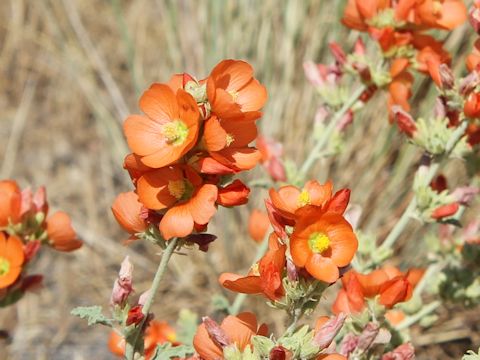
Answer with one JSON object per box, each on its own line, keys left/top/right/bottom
{"left": 315, "top": 106, "right": 330, "bottom": 124}
{"left": 303, "top": 61, "right": 325, "bottom": 87}
{"left": 329, "top": 42, "right": 347, "bottom": 65}
{"left": 392, "top": 106, "right": 416, "bottom": 137}
{"left": 267, "top": 158, "right": 287, "bottom": 182}
{"left": 344, "top": 205, "right": 362, "bottom": 230}
{"left": 339, "top": 333, "right": 359, "bottom": 357}
{"left": 431, "top": 203, "right": 460, "bottom": 220}
{"left": 452, "top": 186, "right": 479, "bottom": 205}
{"left": 434, "top": 97, "right": 447, "bottom": 119}
{"left": 269, "top": 346, "right": 293, "bottom": 360}
{"left": 438, "top": 64, "right": 454, "bottom": 90}
{"left": 381, "top": 343, "right": 415, "bottom": 360}
{"left": 20, "top": 188, "right": 33, "bottom": 218}
{"left": 138, "top": 289, "right": 151, "bottom": 306}
{"left": 357, "top": 322, "right": 379, "bottom": 352}
{"left": 470, "top": 5, "right": 480, "bottom": 34}
{"left": 203, "top": 317, "right": 231, "bottom": 349}
{"left": 314, "top": 313, "right": 346, "bottom": 350}
{"left": 286, "top": 258, "right": 299, "bottom": 281}
{"left": 460, "top": 71, "right": 480, "bottom": 96}
{"left": 354, "top": 37, "right": 366, "bottom": 55}
{"left": 110, "top": 256, "right": 134, "bottom": 306}
{"left": 337, "top": 110, "right": 354, "bottom": 131}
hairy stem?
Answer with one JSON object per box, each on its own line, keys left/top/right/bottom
{"left": 125, "top": 237, "right": 179, "bottom": 360}
{"left": 299, "top": 84, "right": 367, "bottom": 179}
{"left": 396, "top": 300, "right": 441, "bottom": 331}
{"left": 379, "top": 121, "right": 468, "bottom": 251}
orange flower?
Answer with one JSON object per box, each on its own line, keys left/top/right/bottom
{"left": 193, "top": 312, "right": 268, "bottom": 360}
{"left": 332, "top": 271, "right": 366, "bottom": 315}
{"left": 379, "top": 274, "right": 413, "bottom": 308}
{"left": 317, "top": 355, "right": 347, "bottom": 360}
{"left": 207, "top": 60, "right": 267, "bottom": 121}
{"left": 203, "top": 116, "right": 261, "bottom": 171}
{"left": 464, "top": 92, "right": 480, "bottom": 119}
{"left": 111, "top": 191, "right": 147, "bottom": 236}
{"left": 0, "top": 233, "right": 24, "bottom": 289}
{"left": 45, "top": 211, "right": 83, "bottom": 252}
{"left": 123, "top": 84, "right": 200, "bottom": 168}
{"left": 219, "top": 233, "right": 286, "bottom": 300}
{"left": 290, "top": 210, "right": 358, "bottom": 283}
{"left": 216, "top": 180, "right": 250, "bottom": 207}
{"left": 248, "top": 209, "right": 270, "bottom": 243}
{"left": 108, "top": 320, "right": 177, "bottom": 359}
{"left": 136, "top": 166, "right": 218, "bottom": 240}
{"left": 341, "top": 0, "right": 390, "bottom": 31}
{"left": 388, "top": 65, "right": 413, "bottom": 120}
{"left": 269, "top": 180, "right": 349, "bottom": 222}
{"left": 414, "top": 0, "right": 467, "bottom": 30}
{"left": 0, "top": 180, "right": 22, "bottom": 227}
{"left": 385, "top": 309, "right": 406, "bottom": 325}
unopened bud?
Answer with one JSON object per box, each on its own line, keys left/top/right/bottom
{"left": 431, "top": 202, "right": 460, "bottom": 220}
{"left": 439, "top": 64, "right": 454, "bottom": 90}
{"left": 392, "top": 106, "right": 416, "bottom": 137}
{"left": 354, "top": 37, "right": 366, "bottom": 55}
{"left": 459, "top": 71, "right": 480, "bottom": 96}
{"left": 470, "top": 5, "right": 480, "bottom": 34}
{"left": 269, "top": 346, "right": 293, "bottom": 360}
{"left": 329, "top": 42, "right": 347, "bottom": 65}
{"left": 357, "top": 322, "right": 380, "bottom": 352}
{"left": 382, "top": 343, "right": 415, "bottom": 360}
{"left": 314, "top": 313, "right": 346, "bottom": 350}
{"left": 303, "top": 61, "right": 324, "bottom": 88}
{"left": 452, "top": 186, "right": 479, "bottom": 205}
{"left": 203, "top": 317, "right": 231, "bottom": 348}
{"left": 110, "top": 256, "right": 134, "bottom": 306}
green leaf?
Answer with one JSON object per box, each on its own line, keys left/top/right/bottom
{"left": 211, "top": 294, "right": 231, "bottom": 312}
{"left": 71, "top": 306, "right": 113, "bottom": 327}
{"left": 151, "top": 343, "right": 194, "bottom": 360}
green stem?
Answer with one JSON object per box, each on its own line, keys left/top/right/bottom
{"left": 125, "top": 237, "right": 179, "bottom": 360}
{"left": 395, "top": 300, "right": 441, "bottom": 331}
{"left": 298, "top": 84, "right": 367, "bottom": 180}
{"left": 229, "top": 236, "right": 270, "bottom": 315}
{"left": 379, "top": 121, "right": 468, "bottom": 251}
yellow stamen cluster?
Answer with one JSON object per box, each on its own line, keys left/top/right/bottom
{"left": 308, "top": 232, "right": 330, "bottom": 254}
{"left": 226, "top": 133, "right": 235, "bottom": 147}
{"left": 168, "top": 180, "right": 186, "bottom": 200}
{"left": 297, "top": 189, "right": 311, "bottom": 207}
{"left": 162, "top": 120, "right": 189, "bottom": 146}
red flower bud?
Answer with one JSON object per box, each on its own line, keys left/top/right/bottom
{"left": 392, "top": 106, "right": 416, "bottom": 137}
{"left": 431, "top": 203, "right": 460, "bottom": 220}
{"left": 126, "top": 305, "right": 144, "bottom": 326}
{"left": 464, "top": 92, "right": 480, "bottom": 118}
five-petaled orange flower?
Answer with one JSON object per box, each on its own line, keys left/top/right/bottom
{"left": 136, "top": 165, "right": 218, "bottom": 240}
{"left": 207, "top": 60, "right": 267, "bottom": 121}
{"left": 219, "top": 233, "right": 286, "bottom": 301}
{"left": 124, "top": 84, "right": 200, "bottom": 169}
{"left": 290, "top": 208, "right": 358, "bottom": 283}
{"left": 193, "top": 312, "right": 268, "bottom": 360}
{"left": 0, "top": 232, "right": 24, "bottom": 289}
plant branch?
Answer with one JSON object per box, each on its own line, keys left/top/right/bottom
{"left": 298, "top": 84, "right": 367, "bottom": 179}
{"left": 125, "top": 237, "right": 179, "bottom": 360}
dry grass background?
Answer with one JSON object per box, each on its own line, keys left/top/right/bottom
{"left": 0, "top": 0, "right": 479, "bottom": 359}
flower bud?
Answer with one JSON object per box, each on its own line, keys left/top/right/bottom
{"left": 304, "top": 61, "right": 325, "bottom": 88}
{"left": 381, "top": 343, "right": 415, "bottom": 360}
{"left": 269, "top": 346, "right": 293, "bottom": 360}
{"left": 379, "top": 276, "right": 412, "bottom": 308}
{"left": 452, "top": 186, "right": 479, "bottom": 205}
{"left": 431, "top": 202, "right": 460, "bottom": 220}
{"left": 357, "top": 322, "right": 379, "bottom": 352}
{"left": 460, "top": 71, "right": 480, "bottom": 96}
{"left": 126, "top": 305, "right": 144, "bottom": 326}
{"left": 438, "top": 64, "right": 454, "bottom": 90}
{"left": 110, "top": 256, "right": 134, "bottom": 307}
{"left": 329, "top": 42, "right": 347, "bottom": 66}
{"left": 217, "top": 180, "right": 250, "bottom": 207}
{"left": 314, "top": 313, "right": 346, "bottom": 350}
{"left": 464, "top": 92, "right": 480, "bottom": 118}
{"left": 267, "top": 158, "right": 287, "bottom": 182}
{"left": 392, "top": 106, "right": 416, "bottom": 137}
{"left": 203, "top": 317, "right": 231, "bottom": 349}
{"left": 470, "top": 4, "right": 480, "bottom": 34}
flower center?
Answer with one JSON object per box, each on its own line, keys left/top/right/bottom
{"left": 0, "top": 257, "right": 11, "bottom": 277}
{"left": 308, "top": 232, "right": 330, "bottom": 254}
{"left": 367, "top": 8, "right": 397, "bottom": 28}
{"left": 250, "top": 263, "right": 260, "bottom": 276}
{"left": 297, "top": 190, "right": 311, "bottom": 207}
{"left": 162, "top": 120, "right": 189, "bottom": 146}
{"left": 226, "top": 133, "right": 235, "bottom": 147}
{"left": 185, "top": 81, "right": 207, "bottom": 103}
{"left": 168, "top": 180, "right": 186, "bottom": 199}
{"left": 228, "top": 90, "right": 239, "bottom": 103}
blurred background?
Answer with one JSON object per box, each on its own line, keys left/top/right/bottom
{"left": 0, "top": 0, "right": 479, "bottom": 359}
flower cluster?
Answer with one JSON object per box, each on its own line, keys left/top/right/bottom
{"left": 112, "top": 60, "right": 267, "bottom": 242}
{"left": 0, "top": 180, "right": 81, "bottom": 306}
